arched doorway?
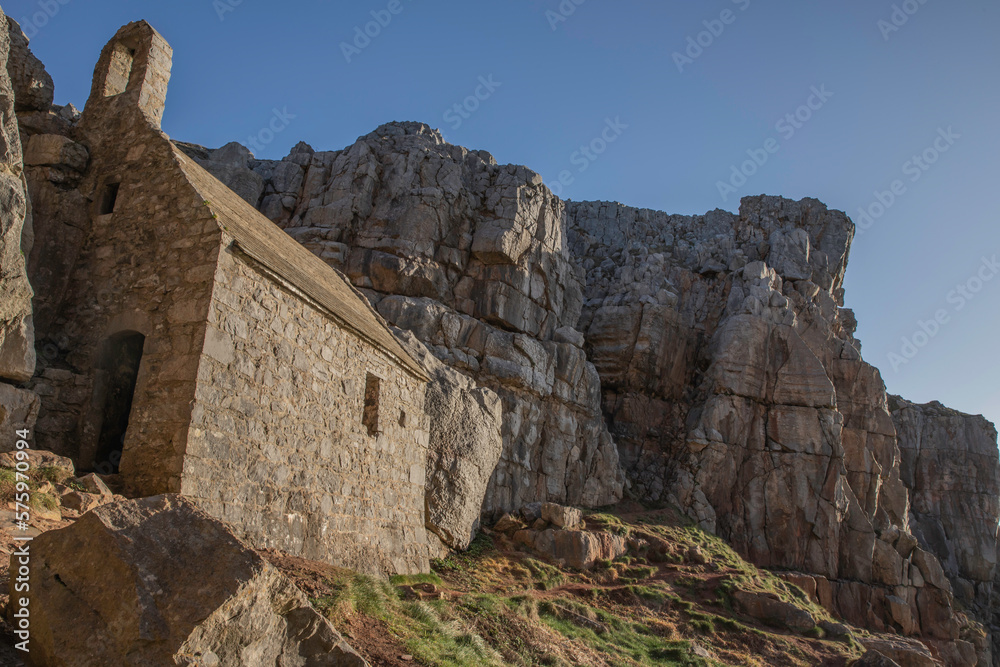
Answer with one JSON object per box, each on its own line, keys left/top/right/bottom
{"left": 94, "top": 331, "right": 145, "bottom": 474}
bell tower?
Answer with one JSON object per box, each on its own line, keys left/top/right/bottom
{"left": 84, "top": 21, "right": 172, "bottom": 130}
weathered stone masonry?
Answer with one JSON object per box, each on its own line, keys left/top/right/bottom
{"left": 183, "top": 246, "right": 431, "bottom": 575}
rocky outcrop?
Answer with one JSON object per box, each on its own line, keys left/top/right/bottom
{"left": 4, "top": 17, "right": 52, "bottom": 113}
{"left": 17, "top": 494, "right": 367, "bottom": 666}
{"left": 0, "top": 10, "right": 35, "bottom": 384}
{"left": 565, "top": 196, "right": 979, "bottom": 655}
{"left": 890, "top": 398, "right": 1000, "bottom": 608}
{"left": 175, "top": 140, "right": 264, "bottom": 206}
{"left": 890, "top": 396, "right": 1000, "bottom": 659}
{"left": 396, "top": 329, "right": 504, "bottom": 552}
{"left": 190, "top": 122, "right": 626, "bottom": 515}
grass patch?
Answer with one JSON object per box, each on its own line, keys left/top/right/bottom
{"left": 524, "top": 558, "right": 564, "bottom": 590}
{"left": 585, "top": 512, "right": 631, "bottom": 537}
{"left": 390, "top": 572, "right": 444, "bottom": 588}
{"left": 311, "top": 571, "right": 505, "bottom": 667}
{"left": 538, "top": 602, "right": 708, "bottom": 666}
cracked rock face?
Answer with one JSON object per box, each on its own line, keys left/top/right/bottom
{"left": 188, "top": 124, "right": 991, "bottom": 651}
{"left": 565, "top": 196, "right": 969, "bottom": 643}
{"left": 212, "top": 122, "right": 625, "bottom": 514}
{"left": 0, "top": 10, "right": 36, "bottom": 383}
{"left": 890, "top": 397, "right": 1000, "bottom": 617}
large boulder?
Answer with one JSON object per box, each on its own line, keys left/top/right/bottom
{"left": 396, "top": 329, "right": 503, "bottom": 551}
{"left": 14, "top": 494, "right": 367, "bottom": 666}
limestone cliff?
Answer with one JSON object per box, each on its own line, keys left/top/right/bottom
{"left": 566, "top": 197, "right": 992, "bottom": 660}
{"left": 890, "top": 396, "right": 1000, "bottom": 656}
{"left": 0, "top": 10, "right": 39, "bottom": 447}
{"left": 0, "top": 12, "right": 36, "bottom": 384}
{"left": 11, "top": 19, "right": 999, "bottom": 660}
{"left": 190, "top": 128, "right": 999, "bottom": 662}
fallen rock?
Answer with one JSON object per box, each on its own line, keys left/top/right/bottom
{"left": 398, "top": 331, "right": 503, "bottom": 552}
{"left": 0, "top": 448, "right": 74, "bottom": 477}
{"left": 859, "top": 638, "right": 938, "bottom": 667}
{"left": 15, "top": 494, "right": 367, "bottom": 666}
{"left": 540, "top": 502, "right": 583, "bottom": 530}
{"left": 517, "top": 528, "right": 627, "bottom": 570}
{"left": 76, "top": 472, "right": 113, "bottom": 499}
{"left": 818, "top": 619, "right": 851, "bottom": 639}
{"left": 853, "top": 650, "right": 902, "bottom": 667}
{"left": 686, "top": 545, "right": 709, "bottom": 565}
{"left": 520, "top": 502, "right": 543, "bottom": 523}
{"left": 493, "top": 513, "right": 524, "bottom": 533}
{"left": 58, "top": 488, "right": 111, "bottom": 513}
{"left": 731, "top": 590, "right": 816, "bottom": 633}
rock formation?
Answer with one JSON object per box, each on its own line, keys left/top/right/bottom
{"left": 180, "top": 122, "right": 1000, "bottom": 661}
{"left": 183, "top": 122, "right": 626, "bottom": 515}
{"left": 396, "top": 328, "right": 504, "bottom": 552}
{"left": 0, "top": 10, "right": 36, "bottom": 388}
{"left": 565, "top": 197, "right": 990, "bottom": 661}
{"left": 891, "top": 396, "right": 1000, "bottom": 657}
{"left": 16, "top": 494, "right": 367, "bottom": 666}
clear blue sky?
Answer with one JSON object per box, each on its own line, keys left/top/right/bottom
{"left": 7, "top": 0, "right": 999, "bottom": 427}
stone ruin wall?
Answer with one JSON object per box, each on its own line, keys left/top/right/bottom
{"left": 182, "top": 245, "right": 432, "bottom": 575}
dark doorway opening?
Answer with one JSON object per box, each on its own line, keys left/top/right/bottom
{"left": 94, "top": 331, "right": 145, "bottom": 474}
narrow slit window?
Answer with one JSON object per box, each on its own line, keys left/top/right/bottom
{"left": 363, "top": 373, "right": 380, "bottom": 437}
{"left": 100, "top": 182, "right": 120, "bottom": 214}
